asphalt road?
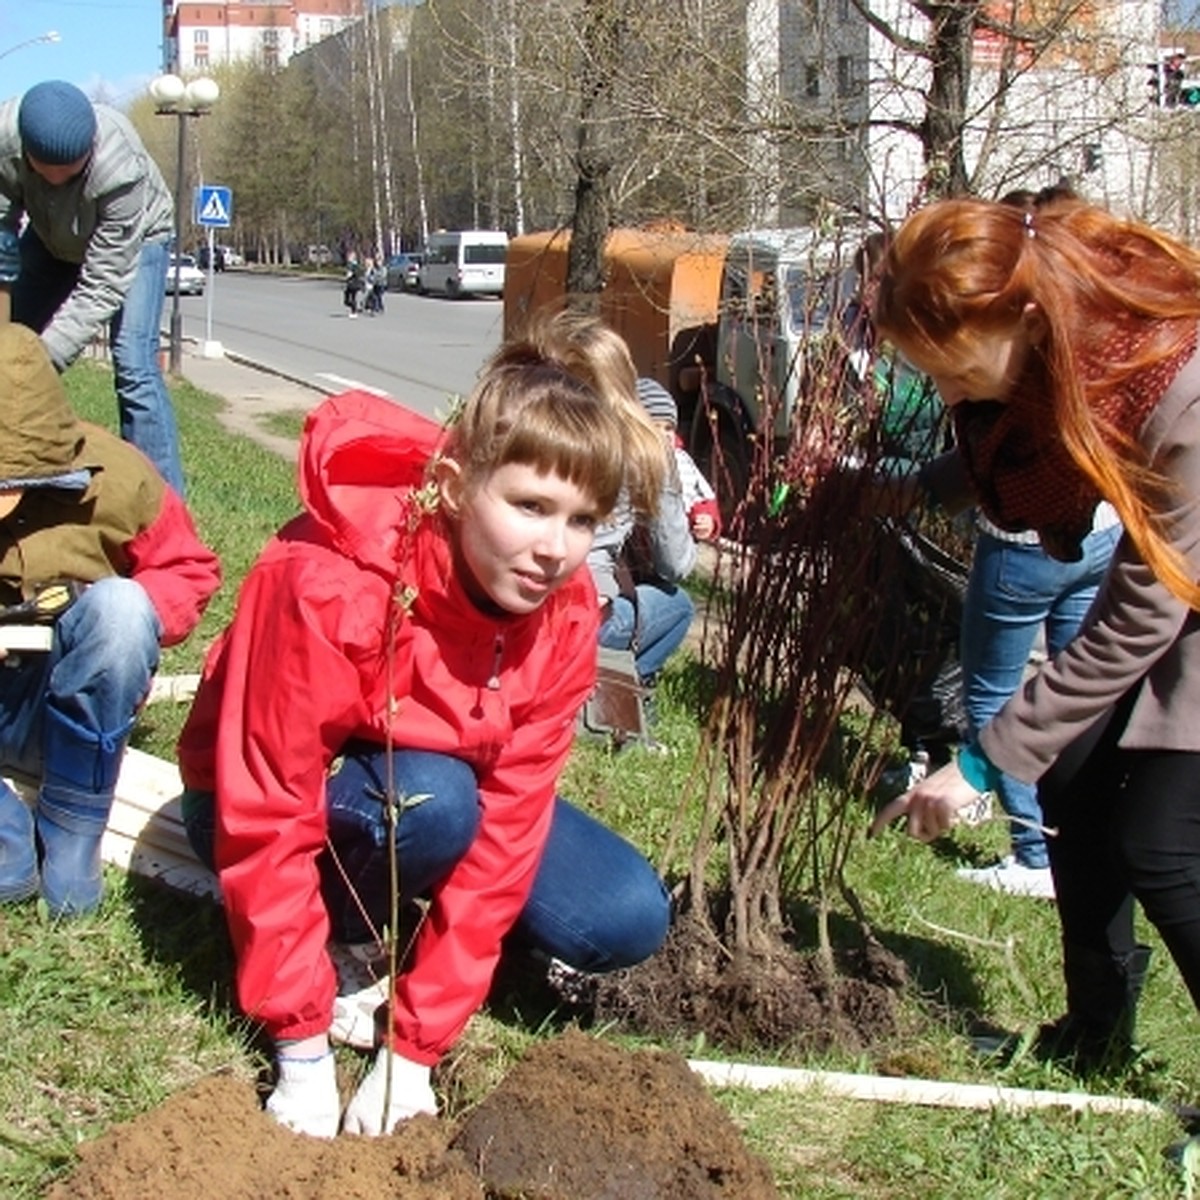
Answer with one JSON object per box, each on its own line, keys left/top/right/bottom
{"left": 170, "top": 269, "right": 505, "bottom": 420}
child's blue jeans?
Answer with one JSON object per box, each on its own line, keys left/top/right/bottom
{"left": 182, "top": 743, "right": 670, "bottom": 973}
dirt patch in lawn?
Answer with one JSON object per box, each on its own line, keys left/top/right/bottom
{"left": 44, "top": 1029, "right": 778, "bottom": 1199}
{"left": 590, "top": 912, "right": 908, "bottom": 1056}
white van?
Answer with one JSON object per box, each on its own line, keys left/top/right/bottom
{"left": 418, "top": 230, "right": 509, "bottom": 297}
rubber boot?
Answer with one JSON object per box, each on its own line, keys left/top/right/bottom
{"left": 0, "top": 780, "right": 38, "bottom": 904}
{"left": 1029, "top": 942, "right": 1152, "bottom": 1071}
{"left": 35, "top": 707, "right": 132, "bottom": 919}
{"left": 973, "top": 943, "right": 1152, "bottom": 1072}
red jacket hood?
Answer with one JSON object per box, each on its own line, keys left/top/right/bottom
{"left": 298, "top": 390, "right": 446, "bottom": 575}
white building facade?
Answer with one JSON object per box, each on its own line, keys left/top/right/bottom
{"left": 773, "top": 0, "right": 1164, "bottom": 227}
{"left": 163, "top": 0, "right": 363, "bottom": 73}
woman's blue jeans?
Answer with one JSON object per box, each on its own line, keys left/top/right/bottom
{"left": 13, "top": 229, "right": 184, "bottom": 495}
{"left": 183, "top": 744, "right": 671, "bottom": 972}
{"left": 598, "top": 584, "right": 694, "bottom": 682}
{"left": 0, "top": 577, "right": 161, "bottom": 775}
{"left": 960, "top": 525, "right": 1120, "bottom": 868}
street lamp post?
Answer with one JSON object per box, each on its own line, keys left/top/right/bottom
{"left": 0, "top": 30, "right": 60, "bottom": 62}
{"left": 149, "top": 73, "right": 219, "bottom": 375}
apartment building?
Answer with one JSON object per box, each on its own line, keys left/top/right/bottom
{"left": 770, "top": 0, "right": 1161, "bottom": 225}
{"left": 162, "top": 0, "right": 363, "bottom": 73}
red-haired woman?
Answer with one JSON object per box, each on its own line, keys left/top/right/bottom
{"left": 870, "top": 196, "right": 1200, "bottom": 1069}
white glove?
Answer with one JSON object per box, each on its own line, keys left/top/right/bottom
{"left": 342, "top": 1048, "right": 436, "bottom": 1136}
{"left": 264, "top": 1050, "right": 340, "bottom": 1139}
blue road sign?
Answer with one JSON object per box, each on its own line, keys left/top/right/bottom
{"left": 195, "top": 185, "right": 233, "bottom": 228}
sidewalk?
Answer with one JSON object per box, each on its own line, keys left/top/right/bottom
{"left": 177, "top": 340, "right": 331, "bottom": 459}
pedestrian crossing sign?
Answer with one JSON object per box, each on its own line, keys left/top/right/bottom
{"left": 194, "top": 185, "right": 233, "bottom": 228}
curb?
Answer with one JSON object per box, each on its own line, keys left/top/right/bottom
{"left": 220, "top": 346, "right": 336, "bottom": 397}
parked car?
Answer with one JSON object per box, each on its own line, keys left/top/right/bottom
{"left": 219, "top": 244, "right": 244, "bottom": 267}
{"left": 386, "top": 252, "right": 423, "bottom": 291}
{"left": 166, "top": 254, "right": 205, "bottom": 295}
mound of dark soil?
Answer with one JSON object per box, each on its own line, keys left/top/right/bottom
{"left": 593, "top": 912, "right": 907, "bottom": 1055}
{"left": 44, "top": 1029, "right": 776, "bottom": 1199}
{"left": 452, "top": 1029, "right": 778, "bottom": 1198}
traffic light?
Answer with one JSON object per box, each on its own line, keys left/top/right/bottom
{"left": 1148, "top": 58, "right": 1163, "bottom": 105}
{"left": 1148, "top": 48, "right": 1189, "bottom": 107}
{"left": 1164, "top": 51, "right": 1186, "bottom": 106}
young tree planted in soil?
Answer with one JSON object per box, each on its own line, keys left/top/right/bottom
{"left": 683, "top": 247, "right": 953, "bottom": 959}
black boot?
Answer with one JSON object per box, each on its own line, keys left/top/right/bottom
{"left": 974, "top": 943, "right": 1151, "bottom": 1073}
{"left": 1029, "top": 943, "right": 1151, "bottom": 1070}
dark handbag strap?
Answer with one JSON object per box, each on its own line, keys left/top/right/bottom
{"left": 613, "top": 557, "right": 641, "bottom": 658}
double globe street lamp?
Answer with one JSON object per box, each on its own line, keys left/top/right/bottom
{"left": 149, "top": 73, "right": 220, "bottom": 374}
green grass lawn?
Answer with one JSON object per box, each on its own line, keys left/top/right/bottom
{"left": 0, "top": 361, "right": 1194, "bottom": 1198}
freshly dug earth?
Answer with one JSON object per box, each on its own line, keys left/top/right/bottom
{"left": 593, "top": 912, "right": 908, "bottom": 1055}
{"left": 44, "top": 1029, "right": 777, "bottom": 1199}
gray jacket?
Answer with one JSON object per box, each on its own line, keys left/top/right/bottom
{"left": 977, "top": 341, "right": 1200, "bottom": 781}
{"left": 588, "top": 456, "right": 698, "bottom": 604}
{"left": 0, "top": 100, "right": 175, "bottom": 368}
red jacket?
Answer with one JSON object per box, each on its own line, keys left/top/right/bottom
{"left": 178, "top": 391, "right": 600, "bottom": 1062}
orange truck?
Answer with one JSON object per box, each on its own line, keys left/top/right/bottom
{"left": 503, "top": 222, "right": 870, "bottom": 511}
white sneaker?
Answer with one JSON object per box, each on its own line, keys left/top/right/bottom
{"left": 956, "top": 855, "right": 1056, "bottom": 900}
{"left": 330, "top": 978, "right": 389, "bottom": 1049}
{"left": 328, "top": 940, "right": 389, "bottom": 1049}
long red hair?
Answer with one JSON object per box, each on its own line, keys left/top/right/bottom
{"left": 874, "top": 197, "right": 1200, "bottom": 609}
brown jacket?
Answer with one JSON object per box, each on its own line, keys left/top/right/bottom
{"left": 0, "top": 324, "right": 219, "bottom": 644}
{"left": 979, "top": 343, "right": 1200, "bottom": 781}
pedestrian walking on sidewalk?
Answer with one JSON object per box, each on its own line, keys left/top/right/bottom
{"left": 363, "top": 256, "right": 386, "bottom": 315}
{"left": 343, "top": 252, "right": 365, "bottom": 317}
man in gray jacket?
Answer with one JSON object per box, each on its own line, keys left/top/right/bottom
{"left": 0, "top": 80, "right": 183, "bottom": 494}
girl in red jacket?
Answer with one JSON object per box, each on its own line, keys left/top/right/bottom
{"left": 178, "top": 312, "right": 671, "bottom": 1138}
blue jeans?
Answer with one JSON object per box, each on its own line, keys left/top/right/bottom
{"left": 960, "top": 525, "right": 1120, "bottom": 868}
{"left": 13, "top": 229, "right": 184, "bottom": 495}
{"left": 182, "top": 745, "right": 671, "bottom": 971}
{"left": 598, "top": 583, "right": 694, "bottom": 682}
{"left": 0, "top": 578, "right": 161, "bottom": 775}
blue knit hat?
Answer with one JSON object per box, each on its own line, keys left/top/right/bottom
{"left": 18, "top": 81, "right": 97, "bottom": 166}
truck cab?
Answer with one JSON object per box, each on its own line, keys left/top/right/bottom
{"left": 691, "top": 228, "right": 865, "bottom": 518}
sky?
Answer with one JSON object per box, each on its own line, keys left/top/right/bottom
{"left": 2, "top": 1, "right": 167, "bottom": 112}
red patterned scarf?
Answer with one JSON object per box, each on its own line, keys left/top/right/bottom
{"left": 953, "top": 320, "right": 1196, "bottom": 560}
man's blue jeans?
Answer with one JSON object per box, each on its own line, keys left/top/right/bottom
{"left": 960, "top": 525, "right": 1120, "bottom": 868}
{"left": 13, "top": 230, "right": 185, "bottom": 494}
{"left": 598, "top": 584, "right": 694, "bottom": 682}
{"left": 183, "top": 745, "right": 671, "bottom": 972}
{"left": 0, "top": 578, "right": 161, "bottom": 776}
